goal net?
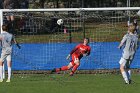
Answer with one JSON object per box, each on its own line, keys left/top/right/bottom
{"left": 0, "top": 8, "right": 140, "bottom": 75}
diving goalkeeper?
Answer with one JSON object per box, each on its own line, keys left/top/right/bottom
{"left": 51, "top": 38, "right": 91, "bottom": 76}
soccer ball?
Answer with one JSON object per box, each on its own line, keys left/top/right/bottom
{"left": 57, "top": 19, "right": 63, "bottom": 25}
{"left": 137, "top": 10, "right": 140, "bottom": 16}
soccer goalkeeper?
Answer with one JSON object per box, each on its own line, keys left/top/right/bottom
{"left": 51, "top": 38, "right": 91, "bottom": 76}
{"left": 0, "top": 24, "right": 20, "bottom": 82}
{"left": 118, "top": 25, "right": 139, "bottom": 84}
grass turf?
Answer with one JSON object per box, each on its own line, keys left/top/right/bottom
{"left": 0, "top": 74, "right": 140, "bottom": 93}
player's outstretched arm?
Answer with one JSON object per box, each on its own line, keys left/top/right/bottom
{"left": 118, "top": 34, "right": 127, "bottom": 49}
{"left": 13, "top": 38, "right": 21, "bottom": 49}
{"left": 16, "top": 43, "right": 21, "bottom": 49}
{"left": 118, "top": 42, "right": 123, "bottom": 49}
{"left": 66, "top": 45, "right": 79, "bottom": 60}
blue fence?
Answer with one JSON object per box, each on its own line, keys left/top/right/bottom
{"left": 10, "top": 42, "right": 140, "bottom": 70}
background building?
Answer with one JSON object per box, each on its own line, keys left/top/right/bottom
{"left": 29, "top": 0, "right": 140, "bottom": 8}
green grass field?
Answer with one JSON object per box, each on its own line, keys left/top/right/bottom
{"left": 0, "top": 74, "right": 140, "bottom": 93}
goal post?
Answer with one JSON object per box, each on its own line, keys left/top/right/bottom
{"left": 0, "top": 7, "right": 140, "bottom": 74}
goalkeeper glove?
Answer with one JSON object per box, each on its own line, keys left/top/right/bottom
{"left": 66, "top": 54, "right": 70, "bottom": 60}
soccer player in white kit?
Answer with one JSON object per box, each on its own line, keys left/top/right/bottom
{"left": 118, "top": 25, "right": 139, "bottom": 84}
{"left": 0, "top": 24, "right": 20, "bottom": 82}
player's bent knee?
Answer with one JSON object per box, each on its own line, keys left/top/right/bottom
{"left": 68, "top": 63, "right": 73, "bottom": 69}
{"left": 67, "top": 66, "right": 70, "bottom": 69}
{"left": 74, "top": 59, "right": 80, "bottom": 64}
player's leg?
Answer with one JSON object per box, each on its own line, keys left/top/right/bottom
{"left": 52, "top": 62, "right": 73, "bottom": 73}
{"left": 6, "top": 16, "right": 12, "bottom": 33}
{"left": 126, "top": 56, "right": 134, "bottom": 83}
{"left": 126, "top": 60, "right": 131, "bottom": 80}
{"left": 51, "top": 54, "right": 77, "bottom": 73}
{"left": 0, "top": 53, "right": 7, "bottom": 82}
{"left": 69, "top": 56, "right": 80, "bottom": 76}
{"left": 6, "top": 15, "right": 15, "bottom": 35}
{"left": 0, "top": 59, "right": 4, "bottom": 82}
{"left": 119, "top": 57, "right": 129, "bottom": 84}
{"left": 6, "top": 55, "right": 12, "bottom": 82}
{"left": 2, "top": 64, "right": 5, "bottom": 79}
{"left": 10, "top": 15, "right": 15, "bottom": 35}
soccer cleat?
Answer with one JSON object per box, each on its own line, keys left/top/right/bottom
{"left": 6, "top": 79, "right": 10, "bottom": 83}
{"left": 0, "top": 79, "right": 3, "bottom": 82}
{"left": 129, "top": 79, "right": 132, "bottom": 84}
{"left": 69, "top": 72, "right": 74, "bottom": 76}
{"left": 129, "top": 79, "right": 135, "bottom": 84}
{"left": 125, "top": 82, "right": 130, "bottom": 84}
{"left": 125, "top": 80, "right": 130, "bottom": 84}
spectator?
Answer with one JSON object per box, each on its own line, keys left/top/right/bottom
{"left": 20, "top": 0, "right": 29, "bottom": 9}
{"left": 0, "top": 0, "right": 3, "bottom": 9}
{"left": 3, "top": 0, "right": 19, "bottom": 35}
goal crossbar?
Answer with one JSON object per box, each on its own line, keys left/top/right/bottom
{"left": 0, "top": 7, "right": 140, "bottom": 12}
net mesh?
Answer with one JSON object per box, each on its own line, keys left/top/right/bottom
{"left": 1, "top": 8, "right": 140, "bottom": 75}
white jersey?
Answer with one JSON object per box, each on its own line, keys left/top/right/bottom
{"left": 0, "top": 31, "right": 14, "bottom": 54}
{"left": 121, "top": 33, "right": 138, "bottom": 59}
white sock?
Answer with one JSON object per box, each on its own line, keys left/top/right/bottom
{"left": 122, "top": 71, "right": 129, "bottom": 83}
{"left": 128, "top": 70, "right": 131, "bottom": 79}
{"left": 0, "top": 66, "right": 3, "bottom": 80}
{"left": 126, "top": 70, "right": 131, "bottom": 80}
{"left": 8, "top": 67, "right": 11, "bottom": 80}
{"left": 2, "top": 65, "right": 5, "bottom": 79}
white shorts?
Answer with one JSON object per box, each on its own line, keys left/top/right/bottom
{"left": 0, "top": 53, "right": 12, "bottom": 62}
{"left": 119, "top": 57, "right": 132, "bottom": 68}
{"left": 122, "top": 53, "right": 134, "bottom": 60}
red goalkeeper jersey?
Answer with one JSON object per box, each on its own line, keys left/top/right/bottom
{"left": 70, "top": 44, "right": 91, "bottom": 59}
